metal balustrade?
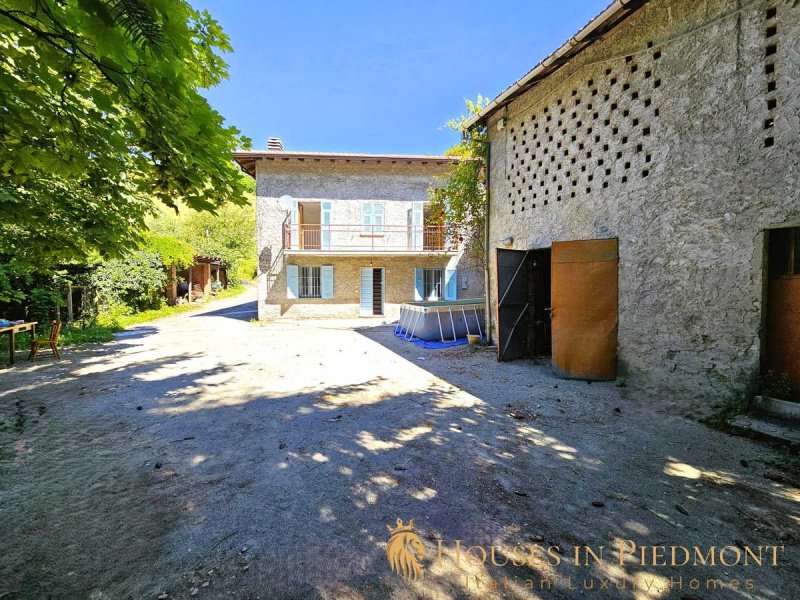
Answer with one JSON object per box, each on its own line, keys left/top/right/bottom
{"left": 282, "top": 224, "right": 455, "bottom": 252}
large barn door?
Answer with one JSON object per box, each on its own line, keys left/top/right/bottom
{"left": 551, "top": 239, "right": 618, "bottom": 380}
{"left": 497, "top": 249, "right": 530, "bottom": 361}
{"left": 765, "top": 227, "right": 800, "bottom": 400}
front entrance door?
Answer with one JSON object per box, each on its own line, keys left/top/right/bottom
{"left": 360, "top": 268, "right": 384, "bottom": 316}
{"left": 551, "top": 238, "right": 618, "bottom": 380}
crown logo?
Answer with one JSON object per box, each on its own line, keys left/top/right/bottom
{"left": 387, "top": 518, "right": 415, "bottom": 535}
{"left": 386, "top": 517, "right": 426, "bottom": 582}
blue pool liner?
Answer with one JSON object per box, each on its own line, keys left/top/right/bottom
{"left": 394, "top": 330, "right": 469, "bottom": 349}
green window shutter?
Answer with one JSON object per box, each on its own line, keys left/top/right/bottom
{"left": 414, "top": 268, "right": 424, "bottom": 301}
{"left": 444, "top": 268, "right": 457, "bottom": 300}
{"left": 321, "top": 265, "right": 334, "bottom": 298}
{"left": 286, "top": 264, "right": 299, "bottom": 299}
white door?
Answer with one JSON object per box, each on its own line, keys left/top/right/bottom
{"left": 290, "top": 199, "right": 299, "bottom": 250}
{"left": 411, "top": 202, "right": 424, "bottom": 250}
{"left": 360, "top": 268, "right": 384, "bottom": 316}
{"left": 321, "top": 201, "right": 331, "bottom": 250}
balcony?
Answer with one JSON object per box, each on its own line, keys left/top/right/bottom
{"left": 282, "top": 223, "right": 455, "bottom": 254}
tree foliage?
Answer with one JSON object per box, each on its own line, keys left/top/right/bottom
{"left": 142, "top": 232, "right": 194, "bottom": 268}
{"left": 428, "top": 97, "right": 489, "bottom": 265}
{"left": 147, "top": 172, "right": 256, "bottom": 282}
{"left": 0, "top": 0, "right": 251, "bottom": 268}
{"left": 90, "top": 249, "right": 166, "bottom": 312}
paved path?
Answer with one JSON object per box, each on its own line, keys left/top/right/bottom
{"left": 0, "top": 289, "right": 797, "bottom": 599}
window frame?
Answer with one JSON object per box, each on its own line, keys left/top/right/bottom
{"left": 361, "top": 202, "right": 384, "bottom": 234}
{"left": 299, "top": 266, "right": 322, "bottom": 298}
{"left": 422, "top": 268, "right": 444, "bottom": 300}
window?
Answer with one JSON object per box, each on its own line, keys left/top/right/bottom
{"left": 423, "top": 269, "right": 443, "bottom": 300}
{"left": 299, "top": 266, "right": 321, "bottom": 298}
{"left": 361, "top": 202, "right": 384, "bottom": 233}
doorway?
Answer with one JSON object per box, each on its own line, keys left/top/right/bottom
{"left": 298, "top": 201, "right": 321, "bottom": 249}
{"left": 360, "top": 267, "right": 384, "bottom": 316}
{"left": 764, "top": 226, "right": 800, "bottom": 400}
{"left": 496, "top": 248, "right": 552, "bottom": 361}
{"left": 496, "top": 239, "right": 618, "bottom": 381}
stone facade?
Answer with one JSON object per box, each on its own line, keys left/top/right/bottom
{"left": 253, "top": 155, "right": 485, "bottom": 320}
{"left": 484, "top": 0, "right": 800, "bottom": 414}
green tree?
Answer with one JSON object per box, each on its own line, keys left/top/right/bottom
{"left": 147, "top": 172, "right": 256, "bottom": 283}
{"left": 90, "top": 250, "right": 166, "bottom": 312}
{"left": 428, "top": 97, "right": 488, "bottom": 265}
{"left": 143, "top": 232, "right": 195, "bottom": 268}
{"left": 0, "top": 0, "right": 251, "bottom": 268}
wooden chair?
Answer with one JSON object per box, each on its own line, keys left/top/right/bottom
{"left": 29, "top": 320, "right": 62, "bottom": 360}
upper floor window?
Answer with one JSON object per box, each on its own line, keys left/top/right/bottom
{"left": 361, "top": 202, "right": 384, "bottom": 234}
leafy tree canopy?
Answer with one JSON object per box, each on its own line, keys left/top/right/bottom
{"left": 428, "top": 96, "right": 489, "bottom": 265}
{"left": 0, "top": 0, "right": 251, "bottom": 268}
{"left": 147, "top": 172, "right": 256, "bottom": 282}
{"left": 142, "top": 232, "right": 194, "bottom": 268}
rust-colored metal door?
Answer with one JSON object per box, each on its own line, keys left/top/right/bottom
{"left": 551, "top": 239, "right": 618, "bottom": 380}
{"left": 765, "top": 227, "right": 800, "bottom": 400}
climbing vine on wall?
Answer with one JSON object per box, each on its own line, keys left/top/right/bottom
{"left": 428, "top": 97, "right": 489, "bottom": 267}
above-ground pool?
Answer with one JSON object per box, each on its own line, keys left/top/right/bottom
{"left": 394, "top": 299, "right": 485, "bottom": 343}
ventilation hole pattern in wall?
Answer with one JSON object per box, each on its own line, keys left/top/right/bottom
{"left": 506, "top": 41, "right": 663, "bottom": 215}
{"left": 763, "top": 5, "right": 778, "bottom": 148}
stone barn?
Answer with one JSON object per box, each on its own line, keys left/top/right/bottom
{"left": 469, "top": 0, "right": 800, "bottom": 414}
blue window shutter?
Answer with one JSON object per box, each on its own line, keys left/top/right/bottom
{"left": 321, "top": 265, "right": 334, "bottom": 298}
{"left": 414, "top": 268, "right": 423, "bottom": 301}
{"left": 286, "top": 264, "right": 298, "bottom": 299}
{"left": 444, "top": 268, "right": 457, "bottom": 300}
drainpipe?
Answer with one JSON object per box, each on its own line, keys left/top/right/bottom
{"left": 483, "top": 143, "right": 492, "bottom": 344}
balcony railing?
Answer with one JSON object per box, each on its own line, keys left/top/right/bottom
{"left": 283, "top": 224, "right": 454, "bottom": 252}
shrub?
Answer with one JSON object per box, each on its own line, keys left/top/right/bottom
{"left": 91, "top": 251, "right": 167, "bottom": 313}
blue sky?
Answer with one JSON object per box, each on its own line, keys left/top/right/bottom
{"left": 191, "top": 1, "right": 609, "bottom": 155}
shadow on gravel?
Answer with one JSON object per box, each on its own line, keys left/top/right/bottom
{"left": 0, "top": 319, "right": 797, "bottom": 600}
{"left": 190, "top": 300, "right": 258, "bottom": 322}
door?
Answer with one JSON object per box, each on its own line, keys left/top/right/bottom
{"left": 496, "top": 249, "right": 530, "bottom": 361}
{"left": 764, "top": 227, "right": 800, "bottom": 400}
{"left": 551, "top": 238, "right": 618, "bottom": 380}
{"left": 289, "top": 199, "right": 299, "bottom": 250}
{"left": 360, "top": 268, "right": 384, "bottom": 316}
{"left": 321, "top": 201, "right": 332, "bottom": 250}
{"left": 410, "top": 202, "right": 424, "bottom": 250}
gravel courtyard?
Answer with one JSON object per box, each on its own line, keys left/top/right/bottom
{"left": 0, "top": 289, "right": 797, "bottom": 600}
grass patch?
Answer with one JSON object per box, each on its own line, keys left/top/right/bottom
{"left": 701, "top": 394, "right": 751, "bottom": 431}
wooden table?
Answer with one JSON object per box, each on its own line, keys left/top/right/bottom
{"left": 0, "top": 322, "right": 37, "bottom": 365}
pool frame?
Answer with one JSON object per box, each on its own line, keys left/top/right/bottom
{"left": 394, "top": 298, "right": 485, "bottom": 343}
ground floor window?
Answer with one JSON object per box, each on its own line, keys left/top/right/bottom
{"left": 422, "top": 268, "right": 443, "bottom": 300}
{"left": 299, "top": 266, "right": 321, "bottom": 298}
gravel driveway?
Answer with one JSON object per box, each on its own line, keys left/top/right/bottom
{"left": 0, "top": 288, "right": 797, "bottom": 600}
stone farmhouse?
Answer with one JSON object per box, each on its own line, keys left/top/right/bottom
{"left": 468, "top": 0, "right": 800, "bottom": 412}
{"left": 235, "top": 139, "right": 484, "bottom": 320}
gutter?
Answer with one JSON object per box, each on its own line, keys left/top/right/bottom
{"left": 465, "top": 0, "right": 643, "bottom": 130}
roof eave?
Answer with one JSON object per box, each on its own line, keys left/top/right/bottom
{"left": 465, "top": 0, "right": 647, "bottom": 130}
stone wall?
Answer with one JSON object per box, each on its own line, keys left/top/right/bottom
{"left": 256, "top": 158, "right": 485, "bottom": 320}
{"left": 486, "top": 0, "right": 800, "bottom": 415}
{"left": 264, "top": 254, "right": 482, "bottom": 320}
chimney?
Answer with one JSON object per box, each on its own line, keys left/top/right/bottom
{"left": 267, "top": 137, "right": 284, "bottom": 152}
